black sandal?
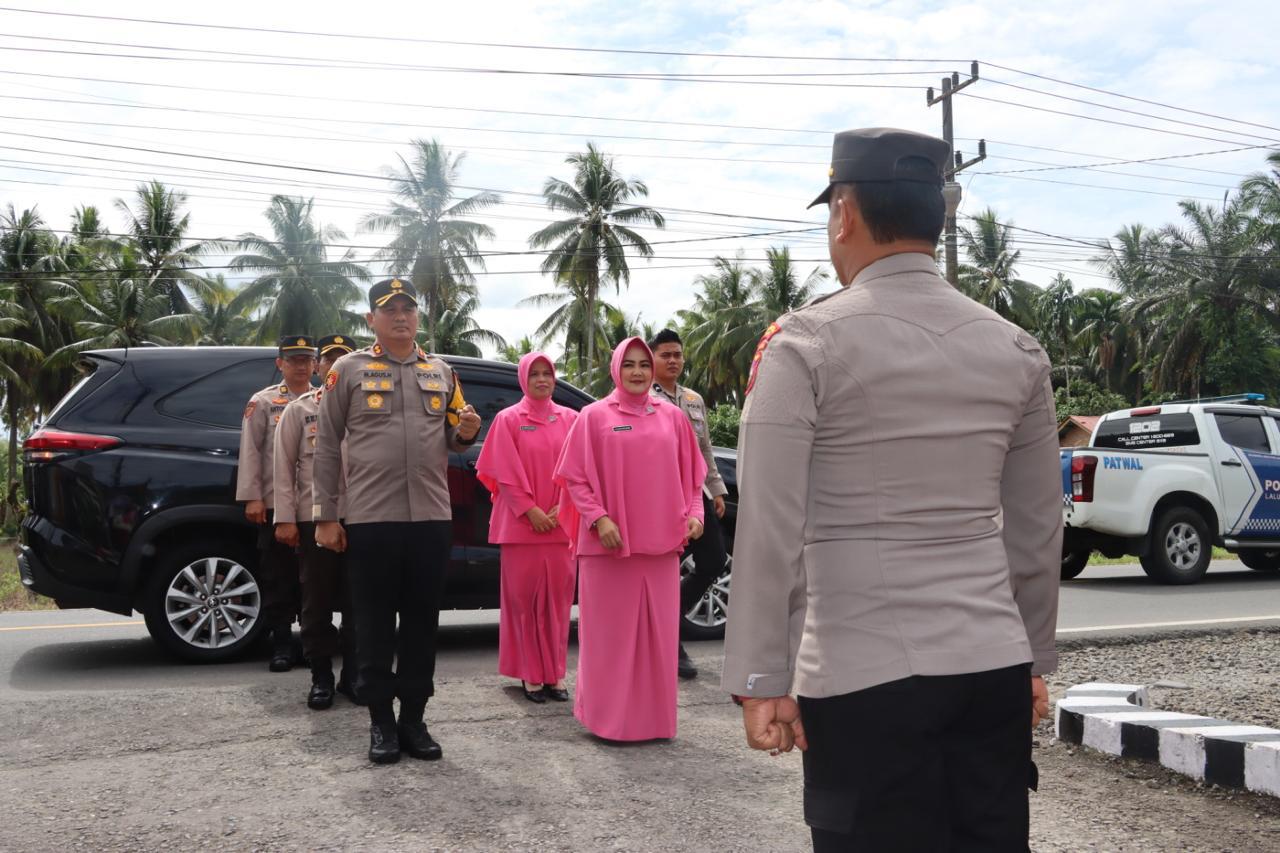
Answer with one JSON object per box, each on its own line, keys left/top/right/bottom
{"left": 542, "top": 684, "right": 569, "bottom": 702}
{"left": 521, "top": 681, "right": 547, "bottom": 704}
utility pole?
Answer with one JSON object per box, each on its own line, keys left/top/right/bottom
{"left": 928, "top": 62, "right": 987, "bottom": 286}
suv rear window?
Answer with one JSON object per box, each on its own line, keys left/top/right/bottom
{"left": 158, "top": 358, "right": 280, "bottom": 428}
{"left": 1094, "top": 413, "right": 1200, "bottom": 450}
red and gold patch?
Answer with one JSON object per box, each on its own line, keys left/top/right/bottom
{"left": 243, "top": 400, "right": 256, "bottom": 420}
{"left": 745, "top": 322, "right": 782, "bottom": 397}
{"left": 324, "top": 369, "right": 338, "bottom": 390}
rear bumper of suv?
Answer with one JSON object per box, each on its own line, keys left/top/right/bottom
{"left": 17, "top": 543, "right": 133, "bottom": 615}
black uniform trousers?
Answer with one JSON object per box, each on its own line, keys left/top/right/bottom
{"left": 257, "top": 509, "right": 301, "bottom": 630}
{"left": 345, "top": 520, "right": 450, "bottom": 708}
{"left": 297, "top": 521, "right": 355, "bottom": 669}
{"left": 679, "top": 494, "right": 728, "bottom": 613}
{"left": 800, "top": 663, "right": 1033, "bottom": 853}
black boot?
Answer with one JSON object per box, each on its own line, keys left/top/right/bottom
{"left": 678, "top": 643, "right": 698, "bottom": 680}
{"left": 336, "top": 671, "right": 366, "bottom": 706}
{"left": 397, "top": 698, "right": 441, "bottom": 761}
{"left": 307, "top": 659, "right": 335, "bottom": 711}
{"left": 368, "top": 703, "right": 400, "bottom": 764}
{"left": 268, "top": 626, "right": 293, "bottom": 672}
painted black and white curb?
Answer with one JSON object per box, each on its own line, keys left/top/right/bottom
{"left": 1056, "top": 682, "right": 1280, "bottom": 797}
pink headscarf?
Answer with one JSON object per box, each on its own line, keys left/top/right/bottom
{"left": 608, "top": 337, "right": 656, "bottom": 416}
{"left": 516, "top": 351, "right": 557, "bottom": 421}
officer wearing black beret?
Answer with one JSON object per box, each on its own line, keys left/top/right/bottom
{"left": 724, "top": 128, "right": 1061, "bottom": 850}
{"left": 237, "top": 334, "right": 318, "bottom": 671}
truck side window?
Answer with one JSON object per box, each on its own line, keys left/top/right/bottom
{"left": 1213, "top": 413, "right": 1271, "bottom": 453}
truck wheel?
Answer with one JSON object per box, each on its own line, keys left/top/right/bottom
{"left": 1139, "top": 507, "right": 1211, "bottom": 585}
{"left": 143, "top": 539, "right": 267, "bottom": 662}
{"left": 1237, "top": 550, "right": 1280, "bottom": 572}
{"left": 1061, "top": 547, "right": 1091, "bottom": 580}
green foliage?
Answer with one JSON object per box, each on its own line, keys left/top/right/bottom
{"left": 1054, "top": 381, "right": 1129, "bottom": 418}
{"left": 706, "top": 403, "right": 741, "bottom": 448}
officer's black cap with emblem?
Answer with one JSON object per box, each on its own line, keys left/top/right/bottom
{"left": 317, "top": 334, "right": 355, "bottom": 357}
{"left": 807, "top": 127, "right": 951, "bottom": 209}
{"left": 368, "top": 277, "right": 419, "bottom": 310}
{"left": 278, "top": 334, "right": 317, "bottom": 357}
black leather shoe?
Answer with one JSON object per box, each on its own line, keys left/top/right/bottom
{"left": 522, "top": 682, "right": 547, "bottom": 704}
{"left": 677, "top": 644, "right": 698, "bottom": 680}
{"left": 269, "top": 629, "right": 293, "bottom": 673}
{"left": 336, "top": 677, "right": 366, "bottom": 706}
{"left": 397, "top": 721, "right": 443, "bottom": 761}
{"left": 368, "top": 723, "right": 401, "bottom": 764}
{"left": 542, "top": 685, "right": 570, "bottom": 702}
{"left": 307, "top": 679, "right": 335, "bottom": 711}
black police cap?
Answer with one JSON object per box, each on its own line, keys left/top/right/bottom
{"left": 278, "top": 334, "right": 317, "bottom": 356}
{"left": 808, "top": 127, "right": 950, "bottom": 209}
{"left": 317, "top": 334, "right": 355, "bottom": 357}
{"left": 369, "top": 277, "right": 419, "bottom": 310}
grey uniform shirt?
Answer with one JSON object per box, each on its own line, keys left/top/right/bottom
{"left": 651, "top": 383, "right": 728, "bottom": 500}
{"left": 721, "top": 253, "right": 1062, "bottom": 700}
{"left": 313, "top": 344, "right": 469, "bottom": 525}
{"left": 273, "top": 389, "right": 348, "bottom": 524}
{"left": 235, "top": 382, "right": 305, "bottom": 509}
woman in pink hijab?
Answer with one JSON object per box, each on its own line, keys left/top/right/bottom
{"left": 554, "top": 337, "right": 707, "bottom": 741}
{"left": 476, "top": 352, "right": 579, "bottom": 703}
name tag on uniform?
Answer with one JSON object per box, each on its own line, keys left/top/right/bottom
{"left": 612, "top": 425, "right": 632, "bottom": 432}
{"left": 519, "top": 425, "right": 537, "bottom": 431}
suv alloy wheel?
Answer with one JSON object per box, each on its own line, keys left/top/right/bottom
{"left": 143, "top": 539, "right": 267, "bottom": 662}
{"left": 1140, "top": 506, "right": 1212, "bottom": 585}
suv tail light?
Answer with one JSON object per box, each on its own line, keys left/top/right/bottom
{"left": 23, "top": 428, "right": 122, "bottom": 461}
{"left": 1070, "top": 455, "right": 1098, "bottom": 502}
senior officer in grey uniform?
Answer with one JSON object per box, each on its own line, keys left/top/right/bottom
{"left": 274, "top": 334, "right": 358, "bottom": 711}
{"left": 237, "top": 334, "right": 317, "bottom": 672}
{"left": 721, "top": 128, "right": 1061, "bottom": 851}
{"left": 648, "top": 328, "right": 730, "bottom": 680}
{"left": 313, "top": 278, "right": 481, "bottom": 765}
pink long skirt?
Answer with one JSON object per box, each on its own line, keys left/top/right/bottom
{"left": 498, "top": 542, "right": 576, "bottom": 685}
{"left": 574, "top": 553, "right": 680, "bottom": 741}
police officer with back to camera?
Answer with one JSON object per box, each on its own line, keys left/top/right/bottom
{"left": 313, "top": 278, "right": 481, "bottom": 765}
{"left": 721, "top": 128, "right": 1061, "bottom": 851}
{"left": 237, "top": 335, "right": 317, "bottom": 672}
{"left": 273, "top": 334, "right": 359, "bottom": 711}
{"left": 648, "top": 328, "right": 730, "bottom": 680}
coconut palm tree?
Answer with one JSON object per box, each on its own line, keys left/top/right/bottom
{"left": 755, "top": 246, "right": 828, "bottom": 318}
{"left": 360, "top": 139, "right": 499, "bottom": 351}
{"left": 227, "top": 195, "right": 368, "bottom": 341}
{"left": 114, "top": 181, "right": 211, "bottom": 316}
{"left": 529, "top": 143, "right": 665, "bottom": 387}
{"left": 194, "top": 275, "right": 257, "bottom": 346}
{"left": 498, "top": 335, "right": 537, "bottom": 364}
{"left": 678, "top": 254, "right": 760, "bottom": 406}
{"left": 519, "top": 273, "right": 620, "bottom": 390}
{"left": 958, "top": 208, "right": 1040, "bottom": 324}
{"left": 430, "top": 292, "right": 507, "bottom": 358}
{"left": 1035, "top": 274, "right": 1083, "bottom": 400}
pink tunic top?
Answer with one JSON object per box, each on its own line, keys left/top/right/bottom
{"left": 554, "top": 337, "right": 707, "bottom": 559}
{"left": 476, "top": 352, "right": 578, "bottom": 545}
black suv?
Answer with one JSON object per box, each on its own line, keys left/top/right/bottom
{"left": 19, "top": 347, "right": 737, "bottom": 661}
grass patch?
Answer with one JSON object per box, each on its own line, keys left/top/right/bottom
{"left": 0, "top": 542, "right": 57, "bottom": 612}
{"left": 1088, "top": 546, "right": 1232, "bottom": 566}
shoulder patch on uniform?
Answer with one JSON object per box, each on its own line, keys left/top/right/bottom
{"left": 243, "top": 400, "right": 256, "bottom": 420}
{"left": 324, "top": 369, "right": 338, "bottom": 390}
{"left": 746, "top": 322, "right": 783, "bottom": 396}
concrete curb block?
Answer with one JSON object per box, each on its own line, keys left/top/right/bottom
{"left": 1056, "top": 682, "right": 1280, "bottom": 797}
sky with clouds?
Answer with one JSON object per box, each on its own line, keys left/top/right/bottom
{"left": 2, "top": 0, "right": 1278, "bottom": 356}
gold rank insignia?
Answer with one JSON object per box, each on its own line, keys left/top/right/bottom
{"left": 365, "top": 361, "right": 388, "bottom": 370}
{"left": 371, "top": 343, "right": 384, "bottom": 356}
{"left": 334, "top": 336, "right": 344, "bottom": 344}
{"left": 380, "top": 380, "right": 391, "bottom": 390}
{"left": 430, "top": 396, "right": 442, "bottom": 411}
{"left": 685, "top": 393, "right": 697, "bottom": 402}
{"left": 272, "top": 396, "right": 288, "bottom": 405}
{"left": 296, "top": 338, "right": 306, "bottom": 347}
{"left": 391, "top": 279, "right": 403, "bottom": 289}
{"left": 427, "top": 381, "right": 441, "bottom": 390}
{"left": 367, "top": 393, "right": 384, "bottom": 409}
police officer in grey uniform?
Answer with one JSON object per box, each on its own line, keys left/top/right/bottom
{"left": 274, "top": 334, "right": 357, "bottom": 710}
{"left": 648, "top": 328, "right": 730, "bottom": 680}
{"left": 313, "top": 278, "right": 481, "bottom": 764}
{"left": 721, "top": 128, "right": 1061, "bottom": 851}
{"left": 237, "top": 335, "right": 316, "bottom": 672}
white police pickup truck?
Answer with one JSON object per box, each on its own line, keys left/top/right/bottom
{"left": 1061, "top": 394, "right": 1280, "bottom": 584}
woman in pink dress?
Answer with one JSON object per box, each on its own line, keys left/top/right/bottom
{"left": 554, "top": 337, "right": 707, "bottom": 741}
{"left": 476, "top": 352, "right": 579, "bottom": 703}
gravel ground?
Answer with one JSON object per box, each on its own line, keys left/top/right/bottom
{"left": 1, "top": 632, "right": 1278, "bottom": 851}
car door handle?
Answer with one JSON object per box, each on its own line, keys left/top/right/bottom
{"left": 1222, "top": 459, "right": 1243, "bottom": 467}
